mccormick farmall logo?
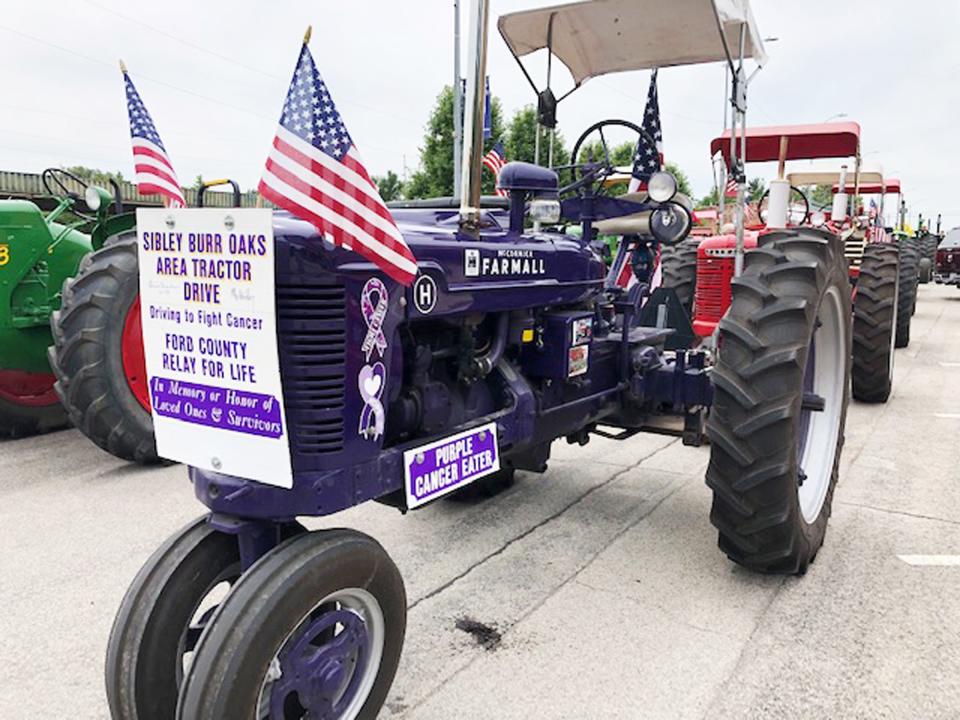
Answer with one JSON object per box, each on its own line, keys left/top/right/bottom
{"left": 358, "top": 278, "right": 388, "bottom": 441}
{"left": 464, "top": 248, "right": 546, "bottom": 277}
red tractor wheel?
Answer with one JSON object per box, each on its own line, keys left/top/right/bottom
{"left": 49, "top": 233, "right": 159, "bottom": 463}
{"left": 0, "top": 369, "right": 68, "bottom": 438}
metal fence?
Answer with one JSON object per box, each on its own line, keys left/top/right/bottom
{"left": 0, "top": 171, "right": 263, "bottom": 208}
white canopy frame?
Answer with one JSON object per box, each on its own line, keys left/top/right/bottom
{"left": 493, "top": 0, "right": 767, "bottom": 275}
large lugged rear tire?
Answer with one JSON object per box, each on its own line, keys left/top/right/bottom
{"left": 49, "top": 233, "right": 158, "bottom": 463}
{"left": 851, "top": 244, "right": 899, "bottom": 403}
{"left": 895, "top": 237, "right": 918, "bottom": 348}
{"left": 659, "top": 238, "right": 699, "bottom": 318}
{"left": 706, "top": 229, "right": 851, "bottom": 574}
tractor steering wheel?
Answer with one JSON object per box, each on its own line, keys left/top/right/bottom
{"left": 42, "top": 168, "right": 89, "bottom": 201}
{"left": 559, "top": 119, "right": 660, "bottom": 196}
{"left": 758, "top": 185, "right": 811, "bottom": 227}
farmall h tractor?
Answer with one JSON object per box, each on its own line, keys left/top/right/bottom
{"left": 106, "top": 2, "right": 852, "bottom": 718}
{"left": 0, "top": 170, "right": 131, "bottom": 437}
{"left": 662, "top": 123, "right": 905, "bottom": 403}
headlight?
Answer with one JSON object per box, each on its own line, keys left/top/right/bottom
{"left": 85, "top": 185, "right": 102, "bottom": 211}
{"left": 85, "top": 186, "right": 112, "bottom": 213}
{"left": 647, "top": 171, "right": 677, "bottom": 203}
{"left": 811, "top": 211, "right": 826, "bottom": 227}
{"left": 528, "top": 198, "right": 561, "bottom": 224}
{"left": 650, "top": 204, "right": 691, "bottom": 245}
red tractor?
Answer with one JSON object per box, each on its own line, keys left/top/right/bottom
{"left": 663, "top": 123, "right": 905, "bottom": 402}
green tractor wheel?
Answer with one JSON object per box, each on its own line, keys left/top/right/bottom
{"left": 49, "top": 233, "right": 158, "bottom": 463}
{"left": 0, "top": 371, "right": 68, "bottom": 438}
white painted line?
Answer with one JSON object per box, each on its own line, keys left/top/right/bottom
{"left": 934, "top": 414, "right": 960, "bottom": 419}
{"left": 898, "top": 555, "right": 960, "bottom": 567}
{"left": 939, "top": 362, "right": 960, "bottom": 368}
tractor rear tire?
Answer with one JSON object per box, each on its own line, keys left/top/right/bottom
{"left": 706, "top": 228, "right": 851, "bottom": 574}
{"left": 0, "top": 396, "right": 68, "bottom": 438}
{"left": 918, "top": 257, "right": 933, "bottom": 284}
{"left": 659, "top": 238, "right": 699, "bottom": 318}
{"left": 49, "top": 233, "right": 159, "bottom": 463}
{"left": 895, "top": 238, "right": 919, "bottom": 348}
{"left": 851, "top": 244, "right": 899, "bottom": 403}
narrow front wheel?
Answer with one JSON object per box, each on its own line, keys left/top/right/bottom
{"left": 177, "top": 529, "right": 406, "bottom": 720}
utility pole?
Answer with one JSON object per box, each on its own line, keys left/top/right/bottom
{"left": 453, "top": 0, "right": 463, "bottom": 201}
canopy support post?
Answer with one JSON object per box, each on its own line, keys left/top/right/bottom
{"left": 732, "top": 24, "right": 748, "bottom": 278}
{"left": 453, "top": 0, "right": 463, "bottom": 201}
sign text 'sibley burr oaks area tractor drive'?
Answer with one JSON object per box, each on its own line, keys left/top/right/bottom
{"left": 106, "top": 1, "right": 856, "bottom": 718}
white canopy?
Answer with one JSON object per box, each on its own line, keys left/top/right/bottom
{"left": 497, "top": 0, "right": 767, "bottom": 87}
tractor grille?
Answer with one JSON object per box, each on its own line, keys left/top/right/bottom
{"left": 695, "top": 255, "right": 734, "bottom": 324}
{"left": 276, "top": 282, "right": 346, "bottom": 455}
{"left": 844, "top": 237, "right": 867, "bottom": 268}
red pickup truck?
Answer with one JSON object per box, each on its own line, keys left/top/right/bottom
{"left": 935, "top": 229, "right": 960, "bottom": 287}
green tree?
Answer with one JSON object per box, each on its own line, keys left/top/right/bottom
{"left": 809, "top": 184, "right": 833, "bottom": 209}
{"left": 193, "top": 174, "right": 205, "bottom": 190}
{"left": 65, "top": 166, "right": 125, "bottom": 186}
{"left": 747, "top": 177, "right": 766, "bottom": 203}
{"left": 504, "top": 105, "right": 570, "bottom": 168}
{"left": 406, "top": 85, "right": 506, "bottom": 199}
{"left": 373, "top": 170, "right": 403, "bottom": 202}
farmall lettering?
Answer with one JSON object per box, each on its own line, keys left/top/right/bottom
{"left": 465, "top": 248, "right": 546, "bottom": 277}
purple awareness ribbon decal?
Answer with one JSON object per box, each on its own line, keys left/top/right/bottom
{"left": 358, "top": 362, "right": 385, "bottom": 440}
{"left": 360, "top": 278, "right": 388, "bottom": 362}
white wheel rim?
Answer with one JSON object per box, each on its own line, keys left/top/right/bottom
{"left": 798, "top": 285, "right": 845, "bottom": 524}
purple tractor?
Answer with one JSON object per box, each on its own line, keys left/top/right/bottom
{"left": 107, "top": 2, "right": 853, "bottom": 718}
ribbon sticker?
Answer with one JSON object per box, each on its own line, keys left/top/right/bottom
{"left": 358, "top": 362, "right": 386, "bottom": 440}
{"left": 360, "top": 278, "right": 388, "bottom": 362}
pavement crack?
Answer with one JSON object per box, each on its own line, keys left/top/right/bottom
{"left": 402, "top": 464, "right": 691, "bottom": 716}
{"left": 837, "top": 500, "right": 960, "bottom": 526}
{"left": 700, "top": 575, "right": 786, "bottom": 719}
{"left": 407, "top": 439, "right": 679, "bottom": 611}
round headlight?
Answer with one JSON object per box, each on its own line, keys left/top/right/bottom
{"left": 528, "top": 198, "right": 561, "bottom": 224}
{"left": 647, "top": 171, "right": 677, "bottom": 203}
{"left": 650, "top": 204, "right": 691, "bottom": 245}
{"left": 811, "top": 211, "right": 826, "bottom": 227}
{"left": 85, "top": 185, "right": 102, "bottom": 212}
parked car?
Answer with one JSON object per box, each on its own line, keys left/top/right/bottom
{"left": 935, "top": 228, "right": 960, "bottom": 287}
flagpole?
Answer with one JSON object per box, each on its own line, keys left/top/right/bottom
{"left": 453, "top": 0, "right": 463, "bottom": 201}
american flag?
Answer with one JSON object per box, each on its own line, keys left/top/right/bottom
{"left": 259, "top": 43, "right": 417, "bottom": 285}
{"left": 483, "top": 141, "right": 507, "bottom": 197}
{"left": 629, "top": 69, "right": 664, "bottom": 194}
{"left": 123, "top": 72, "right": 185, "bottom": 207}
{"left": 724, "top": 175, "right": 738, "bottom": 198}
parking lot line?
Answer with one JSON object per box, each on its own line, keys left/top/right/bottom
{"left": 897, "top": 555, "right": 960, "bottom": 566}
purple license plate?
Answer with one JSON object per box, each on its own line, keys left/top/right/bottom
{"left": 403, "top": 421, "right": 500, "bottom": 508}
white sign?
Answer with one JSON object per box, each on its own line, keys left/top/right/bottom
{"left": 136, "top": 208, "right": 292, "bottom": 488}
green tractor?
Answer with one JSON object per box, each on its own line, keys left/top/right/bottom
{"left": 0, "top": 169, "right": 133, "bottom": 437}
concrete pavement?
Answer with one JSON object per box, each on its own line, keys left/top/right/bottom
{"left": 2, "top": 284, "right": 959, "bottom": 719}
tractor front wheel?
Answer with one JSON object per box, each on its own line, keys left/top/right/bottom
{"left": 706, "top": 229, "right": 851, "bottom": 574}
{"left": 659, "top": 238, "right": 699, "bottom": 318}
{"left": 852, "top": 244, "right": 899, "bottom": 403}
{"left": 177, "top": 529, "right": 406, "bottom": 720}
{"left": 895, "top": 237, "right": 919, "bottom": 347}
{"left": 0, "top": 371, "right": 68, "bottom": 438}
{"left": 49, "top": 233, "right": 158, "bottom": 463}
